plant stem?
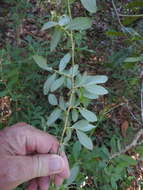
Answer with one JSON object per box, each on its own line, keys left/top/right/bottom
{"left": 59, "top": 0, "right": 75, "bottom": 148}
{"left": 111, "top": 0, "right": 124, "bottom": 28}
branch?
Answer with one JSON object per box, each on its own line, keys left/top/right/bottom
{"left": 111, "top": 0, "right": 124, "bottom": 28}
{"left": 110, "top": 129, "right": 143, "bottom": 159}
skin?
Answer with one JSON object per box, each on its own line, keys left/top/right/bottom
{"left": 0, "top": 122, "right": 70, "bottom": 190}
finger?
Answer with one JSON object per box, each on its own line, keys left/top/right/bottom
{"left": 58, "top": 152, "right": 70, "bottom": 179}
{"left": 38, "top": 176, "right": 50, "bottom": 190}
{"left": 26, "top": 179, "right": 38, "bottom": 190}
{"left": 2, "top": 122, "right": 59, "bottom": 155}
{"left": 0, "top": 154, "right": 65, "bottom": 190}
{"left": 54, "top": 175, "right": 64, "bottom": 186}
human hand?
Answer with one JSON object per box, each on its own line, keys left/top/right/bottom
{"left": 0, "top": 122, "right": 70, "bottom": 190}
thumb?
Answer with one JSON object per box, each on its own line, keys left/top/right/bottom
{"left": 32, "top": 154, "right": 65, "bottom": 178}
{"left": 0, "top": 154, "right": 65, "bottom": 190}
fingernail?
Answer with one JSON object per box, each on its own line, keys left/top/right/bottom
{"left": 49, "top": 156, "right": 64, "bottom": 174}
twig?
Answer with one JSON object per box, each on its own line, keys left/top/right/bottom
{"left": 125, "top": 100, "right": 142, "bottom": 126}
{"left": 59, "top": 0, "right": 75, "bottom": 148}
{"left": 110, "top": 129, "right": 143, "bottom": 159}
{"left": 111, "top": 0, "right": 124, "bottom": 28}
{"left": 118, "top": 14, "right": 143, "bottom": 17}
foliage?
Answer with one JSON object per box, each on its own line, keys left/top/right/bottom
{"left": 0, "top": 0, "right": 143, "bottom": 190}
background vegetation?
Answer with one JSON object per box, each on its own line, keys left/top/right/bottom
{"left": 0, "top": 0, "right": 143, "bottom": 189}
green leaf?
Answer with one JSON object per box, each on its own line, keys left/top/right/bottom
{"left": 48, "top": 94, "right": 58, "bottom": 105}
{"left": 47, "top": 108, "right": 61, "bottom": 125}
{"left": 79, "top": 108, "right": 97, "bottom": 122}
{"left": 50, "top": 29, "right": 62, "bottom": 51}
{"left": 72, "top": 109, "right": 79, "bottom": 122}
{"left": 76, "top": 130, "right": 93, "bottom": 150}
{"left": 59, "top": 15, "right": 71, "bottom": 26}
{"left": 122, "top": 27, "right": 141, "bottom": 37}
{"left": 69, "top": 65, "right": 79, "bottom": 76}
{"left": 77, "top": 75, "right": 108, "bottom": 87}
{"left": 117, "top": 155, "right": 137, "bottom": 166}
{"left": 43, "top": 74, "right": 56, "bottom": 95}
{"left": 72, "top": 120, "right": 96, "bottom": 131}
{"left": 84, "top": 90, "right": 99, "bottom": 99}
{"left": 59, "top": 96, "right": 67, "bottom": 111}
{"left": 33, "top": 55, "right": 52, "bottom": 71}
{"left": 72, "top": 141, "right": 81, "bottom": 159}
{"left": 59, "top": 53, "right": 71, "bottom": 71}
{"left": 66, "top": 165, "right": 79, "bottom": 186}
{"left": 66, "top": 17, "right": 92, "bottom": 31}
{"left": 85, "top": 85, "right": 108, "bottom": 95}
{"left": 80, "top": 0, "right": 97, "bottom": 13}
{"left": 66, "top": 78, "right": 72, "bottom": 89}
{"left": 42, "top": 21, "right": 58, "bottom": 30}
{"left": 50, "top": 76, "right": 65, "bottom": 92}
{"left": 124, "top": 56, "right": 143, "bottom": 62}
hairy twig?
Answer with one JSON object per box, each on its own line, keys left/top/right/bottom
{"left": 59, "top": 0, "right": 75, "bottom": 148}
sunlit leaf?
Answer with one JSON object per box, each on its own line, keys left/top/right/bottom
{"left": 59, "top": 53, "right": 71, "bottom": 71}
{"left": 33, "top": 55, "right": 52, "bottom": 71}
{"left": 59, "top": 15, "right": 71, "bottom": 26}
{"left": 72, "top": 119, "right": 96, "bottom": 131}
{"left": 76, "top": 130, "right": 93, "bottom": 150}
{"left": 48, "top": 94, "right": 58, "bottom": 105}
{"left": 50, "top": 77, "right": 65, "bottom": 92}
{"left": 80, "top": 0, "right": 97, "bottom": 13}
{"left": 72, "top": 109, "right": 79, "bottom": 122}
{"left": 47, "top": 108, "right": 61, "bottom": 125}
{"left": 67, "top": 17, "right": 92, "bottom": 31}
{"left": 85, "top": 85, "right": 108, "bottom": 95}
{"left": 42, "top": 21, "right": 58, "bottom": 30}
{"left": 79, "top": 108, "right": 97, "bottom": 122}
{"left": 43, "top": 74, "right": 56, "bottom": 95}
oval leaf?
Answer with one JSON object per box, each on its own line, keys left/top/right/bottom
{"left": 79, "top": 108, "right": 97, "bottom": 122}
{"left": 72, "top": 109, "right": 79, "bottom": 122}
{"left": 59, "top": 96, "right": 67, "bottom": 111}
{"left": 124, "top": 56, "right": 143, "bottom": 63}
{"left": 76, "top": 130, "right": 93, "bottom": 150}
{"left": 33, "top": 55, "right": 52, "bottom": 71}
{"left": 84, "top": 90, "right": 99, "bottom": 99}
{"left": 59, "top": 53, "right": 71, "bottom": 71}
{"left": 48, "top": 94, "right": 58, "bottom": 105}
{"left": 50, "top": 29, "right": 62, "bottom": 51}
{"left": 85, "top": 85, "right": 108, "bottom": 95}
{"left": 59, "top": 15, "right": 71, "bottom": 26}
{"left": 72, "top": 119, "right": 96, "bottom": 131}
{"left": 67, "top": 17, "right": 92, "bottom": 31}
{"left": 42, "top": 21, "right": 58, "bottom": 31}
{"left": 80, "top": 0, "right": 97, "bottom": 13}
{"left": 66, "top": 165, "right": 79, "bottom": 186}
{"left": 43, "top": 74, "right": 56, "bottom": 95}
{"left": 47, "top": 108, "right": 61, "bottom": 126}
{"left": 50, "top": 77, "right": 65, "bottom": 92}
